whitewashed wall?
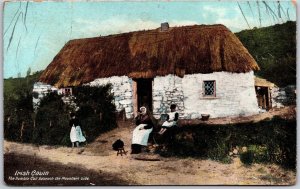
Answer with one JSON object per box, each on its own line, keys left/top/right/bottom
{"left": 153, "top": 71, "right": 259, "bottom": 119}
{"left": 87, "top": 71, "right": 259, "bottom": 120}
{"left": 181, "top": 71, "right": 259, "bottom": 118}
{"left": 32, "top": 82, "right": 58, "bottom": 110}
{"left": 87, "top": 76, "right": 134, "bottom": 118}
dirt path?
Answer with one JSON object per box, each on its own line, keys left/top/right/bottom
{"left": 4, "top": 106, "right": 296, "bottom": 185}
{"left": 4, "top": 153, "right": 131, "bottom": 186}
{"left": 4, "top": 118, "right": 296, "bottom": 186}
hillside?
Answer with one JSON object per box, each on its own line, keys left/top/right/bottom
{"left": 4, "top": 71, "right": 42, "bottom": 96}
{"left": 4, "top": 71, "right": 43, "bottom": 116}
{"left": 236, "top": 21, "right": 296, "bottom": 87}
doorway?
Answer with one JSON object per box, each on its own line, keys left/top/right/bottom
{"left": 255, "top": 86, "right": 271, "bottom": 110}
{"left": 133, "top": 78, "right": 153, "bottom": 115}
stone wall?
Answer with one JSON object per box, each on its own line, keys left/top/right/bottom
{"left": 153, "top": 71, "right": 259, "bottom": 119}
{"left": 271, "top": 87, "right": 285, "bottom": 108}
{"left": 87, "top": 76, "right": 134, "bottom": 118}
{"left": 152, "top": 75, "right": 185, "bottom": 119}
{"left": 272, "top": 85, "right": 296, "bottom": 108}
{"left": 87, "top": 71, "right": 259, "bottom": 119}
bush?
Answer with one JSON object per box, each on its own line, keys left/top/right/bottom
{"left": 33, "top": 92, "right": 69, "bottom": 145}
{"left": 166, "top": 117, "right": 296, "bottom": 169}
{"left": 4, "top": 73, "right": 117, "bottom": 147}
{"left": 207, "top": 141, "right": 231, "bottom": 163}
{"left": 165, "top": 127, "right": 231, "bottom": 163}
{"left": 240, "top": 151, "right": 254, "bottom": 165}
{"left": 240, "top": 145, "right": 268, "bottom": 165}
{"left": 31, "top": 85, "right": 118, "bottom": 146}
{"left": 4, "top": 71, "right": 42, "bottom": 143}
{"left": 74, "top": 85, "right": 117, "bottom": 141}
{"left": 4, "top": 94, "right": 34, "bottom": 143}
{"left": 246, "top": 145, "right": 268, "bottom": 163}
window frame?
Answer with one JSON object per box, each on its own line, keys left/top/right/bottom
{"left": 202, "top": 80, "right": 216, "bottom": 97}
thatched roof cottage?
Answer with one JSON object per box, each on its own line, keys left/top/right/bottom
{"left": 39, "top": 23, "right": 260, "bottom": 119}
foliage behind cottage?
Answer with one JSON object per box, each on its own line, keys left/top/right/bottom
{"left": 236, "top": 21, "right": 296, "bottom": 87}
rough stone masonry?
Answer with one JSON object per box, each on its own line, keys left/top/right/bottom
{"left": 86, "top": 71, "right": 259, "bottom": 119}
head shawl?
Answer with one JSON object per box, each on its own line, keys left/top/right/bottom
{"left": 140, "top": 106, "right": 147, "bottom": 115}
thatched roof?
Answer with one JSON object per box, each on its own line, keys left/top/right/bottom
{"left": 39, "top": 24, "right": 259, "bottom": 87}
{"left": 255, "top": 77, "right": 277, "bottom": 88}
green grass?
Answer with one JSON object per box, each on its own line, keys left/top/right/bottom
{"left": 257, "top": 167, "right": 266, "bottom": 174}
{"left": 165, "top": 117, "right": 296, "bottom": 169}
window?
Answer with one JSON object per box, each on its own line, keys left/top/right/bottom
{"left": 203, "top": 80, "right": 216, "bottom": 97}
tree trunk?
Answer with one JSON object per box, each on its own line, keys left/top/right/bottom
{"left": 20, "top": 121, "right": 25, "bottom": 142}
{"left": 99, "top": 112, "right": 103, "bottom": 122}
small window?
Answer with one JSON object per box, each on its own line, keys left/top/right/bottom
{"left": 203, "top": 80, "right": 216, "bottom": 97}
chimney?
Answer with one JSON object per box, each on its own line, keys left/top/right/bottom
{"left": 161, "top": 22, "right": 169, "bottom": 31}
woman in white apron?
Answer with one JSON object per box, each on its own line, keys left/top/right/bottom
{"left": 131, "top": 107, "right": 153, "bottom": 154}
{"left": 158, "top": 104, "right": 179, "bottom": 135}
{"left": 69, "top": 113, "right": 86, "bottom": 148}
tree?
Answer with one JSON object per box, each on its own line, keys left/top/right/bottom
{"left": 4, "top": 71, "right": 42, "bottom": 143}
{"left": 26, "top": 67, "right": 31, "bottom": 77}
{"left": 33, "top": 92, "right": 69, "bottom": 145}
{"left": 74, "top": 84, "right": 117, "bottom": 142}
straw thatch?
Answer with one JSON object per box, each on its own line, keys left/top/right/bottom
{"left": 39, "top": 24, "right": 259, "bottom": 87}
{"left": 255, "top": 77, "right": 277, "bottom": 88}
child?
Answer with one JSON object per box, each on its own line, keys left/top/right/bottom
{"left": 69, "top": 113, "right": 86, "bottom": 148}
{"left": 159, "top": 104, "right": 179, "bottom": 135}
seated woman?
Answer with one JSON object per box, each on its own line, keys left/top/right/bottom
{"left": 158, "top": 104, "right": 179, "bottom": 135}
{"left": 131, "top": 106, "right": 153, "bottom": 154}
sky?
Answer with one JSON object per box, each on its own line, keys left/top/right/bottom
{"left": 3, "top": 0, "right": 296, "bottom": 78}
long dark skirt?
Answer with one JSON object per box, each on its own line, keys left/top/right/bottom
{"left": 131, "top": 144, "right": 142, "bottom": 154}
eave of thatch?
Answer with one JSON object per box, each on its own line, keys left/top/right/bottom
{"left": 39, "top": 24, "right": 259, "bottom": 87}
{"left": 255, "top": 77, "right": 277, "bottom": 88}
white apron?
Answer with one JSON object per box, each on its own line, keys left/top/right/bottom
{"left": 70, "top": 126, "right": 86, "bottom": 143}
{"left": 162, "top": 112, "right": 177, "bottom": 127}
{"left": 132, "top": 124, "right": 153, "bottom": 146}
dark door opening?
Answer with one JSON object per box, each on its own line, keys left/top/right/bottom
{"left": 255, "top": 86, "right": 271, "bottom": 110}
{"left": 135, "top": 78, "right": 153, "bottom": 112}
